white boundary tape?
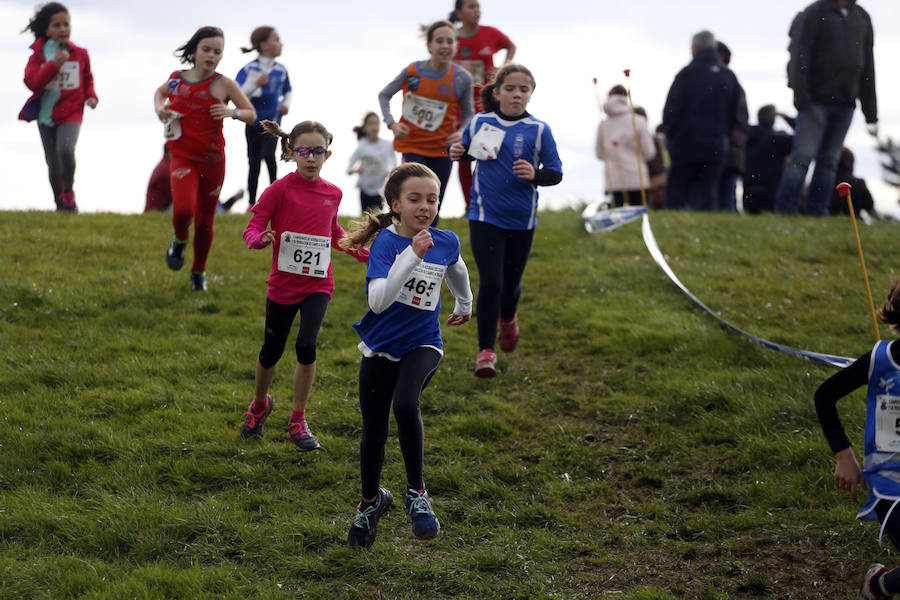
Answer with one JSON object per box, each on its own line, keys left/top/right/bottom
{"left": 639, "top": 214, "right": 853, "bottom": 368}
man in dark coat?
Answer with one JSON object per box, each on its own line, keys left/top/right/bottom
{"left": 775, "top": 0, "right": 877, "bottom": 215}
{"left": 743, "top": 105, "right": 794, "bottom": 214}
{"left": 662, "top": 30, "right": 742, "bottom": 211}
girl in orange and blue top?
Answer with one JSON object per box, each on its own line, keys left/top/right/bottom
{"left": 19, "top": 2, "right": 97, "bottom": 213}
{"left": 378, "top": 20, "right": 474, "bottom": 226}
{"left": 153, "top": 26, "right": 256, "bottom": 291}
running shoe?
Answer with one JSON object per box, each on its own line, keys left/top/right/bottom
{"left": 288, "top": 418, "right": 321, "bottom": 452}
{"left": 405, "top": 487, "right": 440, "bottom": 540}
{"left": 859, "top": 564, "right": 892, "bottom": 600}
{"left": 499, "top": 314, "right": 519, "bottom": 352}
{"left": 240, "top": 394, "right": 274, "bottom": 439}
{"left": 166, "top": 237, "right": 187, "bottom": 271}
{"left": 474, "top": 349, "right": 497, "bottom": 378}
{"left": 190, "top": 271, "right": 207, "bottom": 291}
{"left": 347, "top": 487, "right": 393, "bottom": 549}
{"left": 60, "top": 191, "right": 78, "bottom": 213}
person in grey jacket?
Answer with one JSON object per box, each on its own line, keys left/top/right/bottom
{"left": 775, "top": 0, "right": 877, "bottom": 215}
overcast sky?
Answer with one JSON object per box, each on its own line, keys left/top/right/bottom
{"left": 2, "top": 0, "right": 899, "bottom": 217}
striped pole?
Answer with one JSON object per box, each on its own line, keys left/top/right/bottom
{"left": 836, "top": 182, "right": 880, "bottom": 340}
{"left": 623, "top": 69, "right": 648, "bottom": 208}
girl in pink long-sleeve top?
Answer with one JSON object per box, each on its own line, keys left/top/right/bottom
{"left": 241, "top": 119, "right": 368, "bottom": 452}
{"left": 19, "top": 2, "right": 97, "bottom": 212}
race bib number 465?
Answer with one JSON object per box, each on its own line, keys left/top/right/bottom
{"left": 875, "top": 394, "right": 900, "bottom": 452}
{"left": 396, "top": 262, "right": 447, "bottom": 311}
{"left": 277, "top": 232, "right": 331, "bottom": 278}
{"left": 402, "top": 93, "right": 449, "bottom": 132}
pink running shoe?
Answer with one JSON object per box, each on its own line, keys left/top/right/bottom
{"left": 499, "top": 315, "right": 519, "bottom": 353}
{"left": 60, "top": 191, "right": 78, "bottom": 214}
{"left": 860, "top": 564, "right": 892, "bottom": 600}
{"left": 474, "top": 349, "right": 497, "bottom": 378}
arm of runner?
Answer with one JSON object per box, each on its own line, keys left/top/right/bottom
{"left": 834, "top": 447, "right": 866, "bottom": 502}
{"left": 378, "top": 67, "right": 406, "bottom": 128}
{"left": 367, "top": 246, "right": 422, "bottom": 313}
{"left": 153, "top": 81, "right": 173, "bottom": 123}
{"left": 444, "top": 255, "right": 473, "bottom": 324}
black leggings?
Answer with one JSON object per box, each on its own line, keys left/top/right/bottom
{"left": 38, "top": 121, "right": 80, "bottom": 206}
{"left": 358, "top": 348, "right": 441, "bottom": 499}
{"left": 875, "top": 499, "right": 900, "bottom": 593}
{"left": 468, "top": 220, "right": 535, "bottom": 351}
{"left": 258, "top": 294, "right": 329, "bottom": 368}
{"left": 246, "top": 123, "right": 278, "bottom": 206}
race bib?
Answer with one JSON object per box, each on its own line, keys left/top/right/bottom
{"left": 402, "top": 93, "right": 449, "bottom": 132}
{"left": 163, "top": 111, "right": 183, "bottom": 141}
{"left": 52, "top": 61, "right": 80, "bottom": 90}
{"left": 277, "top": 231, "right": 331, "bottom": 278}
{"left": 875, "top": 394, "right": 900, "bottom": 452}
{"left": 456, "top": 60, "right": 485, "bottom": 85}
{"left": 396, "top": 262, "right": 446, "bottom": 311}
{"left": 468, "top": 123, "right": 506, "bottom": 160}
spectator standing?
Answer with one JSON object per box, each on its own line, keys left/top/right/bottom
{"left": 715, "top": 41, "right": 748, "bottom": 213}
{"left": 595, "top": 85, "right": 655, "bottom": 207}
{"left": 661, "top": 30, "right": 741, "bottom": 211}
{"left": 775, "top": 0, "right": 877, "bottom": 215}
{"left": 743, "top": 105, "right": 795, "bottom": 214}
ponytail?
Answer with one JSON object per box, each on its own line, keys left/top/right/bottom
{"left": 877, "top": 278, "right": 900, "bottom": 334}
{"left": 241, "top": 26, "right": 275, "bottom": 54}
{"left": 260, "top": 120, "right": 293, "bottom": 161}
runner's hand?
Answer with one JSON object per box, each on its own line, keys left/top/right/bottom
{"left": 411, "top": 229, "right": 434, "bottom": 259}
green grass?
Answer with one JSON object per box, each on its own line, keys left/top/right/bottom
{"left": 0, "top": 208, "right": 898, "bottom": 599}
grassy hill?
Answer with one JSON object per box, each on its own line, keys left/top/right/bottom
{"left": 1, "top": 207, "right": 898, "bottom": 599}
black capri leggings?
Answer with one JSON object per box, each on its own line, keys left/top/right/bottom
{"left": 246, "top": 122, "right": 279, "bottom": 207}
{"left": 258, "top": 293, "right": 330, "bottom": 368}
{"left": 358, "top": 348, "right": 441, "bottom": 499}
{"left": 468, "top": 219, "right": 535, "bottom": 351}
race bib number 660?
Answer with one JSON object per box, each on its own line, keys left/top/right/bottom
{"left": 277, "top": 231, "right": 331, "bottom": 278}
{"left": 396, "top": 262, "right": 447, "bottom": 311}
{"left": 402, "top": 93, "right": 449, "bottom": 132}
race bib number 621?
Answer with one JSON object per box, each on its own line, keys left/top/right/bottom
{"left": 277, "top": 232, "right": 331, "bottom": 278}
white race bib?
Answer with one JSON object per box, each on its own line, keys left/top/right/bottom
{"left": 875, "top": 394, "right": 900, "bottom": 452}
{"left": 163, "top": 111, "right": 183, "bottom": 141}
{"left": 468, "top": 123, "right": 506, "bottom": 160}
{"left": 277, "top": 232, "right": 332, "bottom": 278}
{"left": 52, "top": 61, "right": 80, "bottom": 90}
{"left": 396, "top": 262, "right": 446, "bottom": 311}
{"left": 402, "top": 93, "right": 449, "bottom": 132}
{"left": 456, "top": 60, "right": 485, "bottom": 85}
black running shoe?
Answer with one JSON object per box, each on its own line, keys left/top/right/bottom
{"left": 287, "top": 419, "right": 321, "bottom": 451}
{"left": 240, "top": 395, "right": 274, "bottom": 439}
{"left": 190, "top": 271, "right": 207, "bottom": 291}
{"left": 348, "top": 487, "right": 393, "bottom": 548}
{"left": 166, "top": 238, "right": 187, "bottom": 270}
{"left": 405, "top": 487, "right": 440, "bottom": 540}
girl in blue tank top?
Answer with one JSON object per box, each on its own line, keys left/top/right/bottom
{"left": 815, "top": 279, "right": 900, "bottom": 599}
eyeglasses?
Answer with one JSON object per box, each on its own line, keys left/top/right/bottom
{"left": 293, "top": 145, "right": 328, "bottom": 158}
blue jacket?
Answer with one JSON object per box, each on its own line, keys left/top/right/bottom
{"left": 662, "top": 47, "right": 741, "bottom": 163}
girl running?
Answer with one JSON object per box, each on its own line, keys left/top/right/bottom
{"left": 19, "top": 2, "right": 97, "bottom": 213}
{"left": 153, "top": 26, "right": 256, "bottom": 291}
{"left": 241, "top": 120, "right": 369, "bottom": 452}
{"left": 236, "top": 26, "right": 292, "bottom": 208}
{"left": 377, "top": 20, "right": 474, "bottom": 226}
{"left": 346, "top": 112, "right": 396, "bottom": 215}
{"left": 449, "top": 0, "right": 516, "bottom": 211}
{"left": 595, "top": 84, "right": 656, "bottom": 207}
{"left": 449, "top": 63, "right": 563, "bottom": 378}
{"left": 339, "top": 163, "right": 473, "bottom": 548}
{"left": 815, "top": 280, "right": 900, "bottom": 600}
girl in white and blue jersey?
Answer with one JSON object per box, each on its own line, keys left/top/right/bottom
{"left": 449, "top": 63, "right": 562, "bottom": 378}
{"left": 236, "top": 26, "right": 292, "bottom": 207}
{"left": 815, "top": 279, "right": 900, "bottom": 599}
{"left": 339, "top": 163, "right": 473, "bottom": 549}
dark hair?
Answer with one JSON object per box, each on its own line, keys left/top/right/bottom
{"left": 425, "top": 19, "right": 456, "bottom": 43}
{"left": 716, "top": 41, "right": 731, "bottom": 65}
{"left": 448, "top": 0, "right": 464, "bottom": 23}
{"left": 353, "top": 112, "right": 380, "bottom": 140}
{"left": 261, "top": 120, "right": 333, "bottom": 161}
{"left": 633, "top": 106, "right": 647, "bottom": 118}
{"left": 22, "top": 2, "right": 68, "bottom": 39}
{"left": 175, "top": 26, "right": 224, "bottom": 65}
{"left": 480, "top": 63, "right": 535, "bottom": 113}
{"left": 757, "top": 104, "right": 776, "bottom": 127}
{"left": 339, "top": 163, "right": 440, "bottom": 250}
{"left": 608, "top": 84, "right": 627, "bottom": 97}
{"left": 241, "top": 26, "right": 275, "bottom": 54}
{"left": 878, "top": 278, "right": 900, "bottom": 335}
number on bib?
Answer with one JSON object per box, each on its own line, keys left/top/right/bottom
{"left": 396, "top": 262, "right": 446, "bottom": 311}
{"left": 402, "top": 93, "right": 449, "bottom": 132}
{"left": 277, "top": 231, "right": 332, "bottom": 278}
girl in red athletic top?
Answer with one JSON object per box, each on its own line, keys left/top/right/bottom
{"left": 153, "top": 26, "right": 256, "bottom": 291}
{"left": 450, "top": 0, "right": 515, "bottom": 211}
